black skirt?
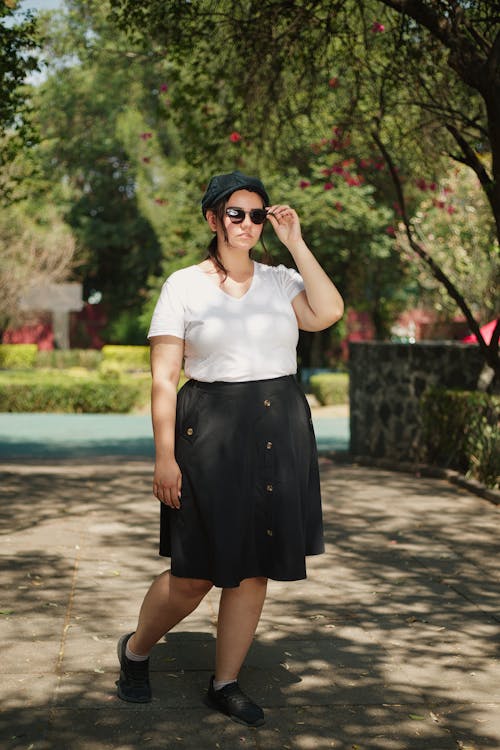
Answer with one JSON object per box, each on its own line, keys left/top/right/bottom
{"left": 159, "top": 375, "right": 324, "bottom": 587}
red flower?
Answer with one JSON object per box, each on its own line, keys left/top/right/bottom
{"left": 142, "top": 157, "right": 151, "bottom": 164}
{"left": 447, "top": 205, "right": 457, "bottom": 214}
{"left": 429, "top": 182, "right": 437, "bottom": 191}
{"left": 386, "top": 225, "right": 396, "bottom": 236}
{"left": 299, "top": 180, "right": 311, "bottom": 189}
{"left": 160, "top": 83, "right": 168, "bottom": 92}
{"left": 140, "top": 132, "right": 153, "bottom": 141}
{"left": 329, "top": 77, "right": 339, "bottom": 88}
{"left": 371, "top": 22, "right": 385, "bottom": 33}
{"left": 332, "top": 164, "right": 344, "bottom": 175}
{"left": 155, "top": 198, "right": 167, "bottom": 205}
{"left": 415, "top": 178, "right": 427, "bottom": 191}
{"left": 335, "top": 202, "right": 343, "bottom": 212}
{"left": 324, "top": 182, "right": 334, "bottom": 190}
{"left": 229, "top": 131, "right": 242, "bottom": 143}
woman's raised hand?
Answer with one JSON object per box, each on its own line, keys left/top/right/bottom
{"left": 266, "top": 204, "right": 303, "bottom": 248}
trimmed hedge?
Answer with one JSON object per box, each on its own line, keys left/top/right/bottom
{"left": 309, "top": 372, "right": 349, "bottom": 405}
{"left": 101, "top": 345, "right": 150, "bottom": 371}
{"left": 0, "top": 344, "right": 38, "bottom": 369}
{"left": 0, "top": 371, "right": 150, "bottom": 413}
{"left": 36, "top": 349, "right": 102, "bottom": 369}
{"left": 420, "top": 387, "right": 500, "bottom": 489}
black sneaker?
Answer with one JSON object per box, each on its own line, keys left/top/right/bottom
{"left": 116, "top": 632, "right": 152, "bottom": 703}
{"left": 204, "top": 675, "right": 265, "bottom": 727}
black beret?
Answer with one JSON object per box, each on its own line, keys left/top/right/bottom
{"left": 201, "top": 170, "right": 270, "bottom": 217}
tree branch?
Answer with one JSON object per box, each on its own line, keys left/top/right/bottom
{"left": 371, "top": 129, "right": 497, "bottom": 372}
{"left": 445, "top": 123, "right": 493, "bottom": 191}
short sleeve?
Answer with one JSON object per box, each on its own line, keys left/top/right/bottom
{"left": 275, "top": 264, "right": 305, "bottom": 301}
{"left": 147, "top": 274, "right": 186, "bottom": 339}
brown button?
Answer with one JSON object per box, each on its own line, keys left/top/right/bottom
{"left": 266, "top": 483, "right": 273, "bottom": 492}
{"left": 266, "top": 441, "right": 273, "bottom": 449}
{"left": 263, "top": 399, "right": 271, "bottom": 407}
{"left": 266, "top": 529, "right": 273, "bottom": 537}
{"left": 186, "top": 427, "right": 194, "bottom": 436}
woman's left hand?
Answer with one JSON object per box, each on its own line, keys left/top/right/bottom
{"left": 266, "top": 204, "right": 303, "bottom": 248}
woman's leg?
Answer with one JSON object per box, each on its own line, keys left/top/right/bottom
{"left": 215, "top": 576, "right": 268, "bottom": 681}
{"left": 129, "top": 571, "right": 213, "bottom": 655}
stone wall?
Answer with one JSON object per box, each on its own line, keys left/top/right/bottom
{"left": 349, "top": 342, "right": 485, "bottom": 461}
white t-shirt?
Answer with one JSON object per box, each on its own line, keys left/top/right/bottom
{"left": 148, "top": 261, "right": 305, "bottom": 382}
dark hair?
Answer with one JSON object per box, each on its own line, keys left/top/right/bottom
{"left": 205, "top": 194, "right": 271, "bottom": 277}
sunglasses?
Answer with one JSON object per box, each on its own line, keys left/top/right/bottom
{"left": 225, "top": 207, "right": 268, "bottom": 225}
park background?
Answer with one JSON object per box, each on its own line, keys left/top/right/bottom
{"left": 0, "top": 0, "right": 498, "bottom": 488}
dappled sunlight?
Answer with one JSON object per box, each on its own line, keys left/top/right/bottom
{"left": 1, "top": 462, "right": 499, "bottom": 748}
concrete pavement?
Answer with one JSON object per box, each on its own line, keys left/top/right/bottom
{"left": 1, "top": 453, "right": 499, "bottom": 750}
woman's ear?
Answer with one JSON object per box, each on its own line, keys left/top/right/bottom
{"left": 206, "top": 210, "right": 218, "bottom": 232}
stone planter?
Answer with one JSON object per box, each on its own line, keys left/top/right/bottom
{"left": 349, "top": 342, "right": 485, "bottom": 461}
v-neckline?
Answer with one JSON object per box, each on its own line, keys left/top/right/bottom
{"left": 196, "top": 261, "right": 257, "bottom": 301}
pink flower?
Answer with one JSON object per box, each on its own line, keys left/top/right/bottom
{"left": 371, "top": 22, "right": 385, "bottom": 33}
{"left": 139, "top": 132, "right": 153, "bottom": 141}
{"left": 329, "top": 77, "right": 339, "bottom": 88}
{"left": 229, "top": 131, "right": 242, "bottom": 143}
{"left": 324, "top": 182, "right": 334, "bottom": 190}
{"left": 299, "top": 180, "right": 311, "bottom": 189}
{"left": 160, "top": 83, "right": 168, "bottom": 92}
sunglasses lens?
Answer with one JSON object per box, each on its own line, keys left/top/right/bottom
{"left": 225, "top": 208, "right": 267, "bottom": 224}
{"left": 250, "top": 210, "right": 267, "bottom": 224}
{"left": 225, "top": 208, "right": 245, "bottom": 223}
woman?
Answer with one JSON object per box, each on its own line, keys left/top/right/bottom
{"left": 116, "top": 170, "right": 344, "bottom": 727}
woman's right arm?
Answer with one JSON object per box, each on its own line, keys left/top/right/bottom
{"left": 150, "top": 335, "right": 185, "bottom": 509}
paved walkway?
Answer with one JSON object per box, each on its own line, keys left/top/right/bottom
{"left": 1, "top": 449, "right": 499, "bottom": 749}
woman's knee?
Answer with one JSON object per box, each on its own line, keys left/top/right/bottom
{"left": 173, "top": 576, "right": 213, "bottom": 598}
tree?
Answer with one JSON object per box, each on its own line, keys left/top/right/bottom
{"left": 0, "top": 199, "right": 75, "bottom": 330}
{"left": 0, "top": 0, "right": 40, "bottom": 201}
{"left": 109, "top": 0, "right": 500, "bottom": 384}
{"left": 32, "top": 0, "right": 168, "bottom": 340}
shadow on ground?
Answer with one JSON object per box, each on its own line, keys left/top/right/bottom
{"left": 0, "top": 463, "right": 499, "bottom": 749}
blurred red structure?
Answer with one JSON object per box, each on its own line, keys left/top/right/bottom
{"left": 461, "top": 319, "right": 499, "bottom": 345}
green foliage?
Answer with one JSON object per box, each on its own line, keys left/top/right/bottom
{"left": 35, "top": 348, "right": 102, "bottom": 369}
{"left": 0, "top": 4, "right": 40, "bottom": 202}
{"left": 309, "top": 372, "right": 349, "bottom": 406}
{"left": 0, "top": 369, "right": 150, "bottom": 412}
{"left": 396, "top": 166, "right": 499, "bottom": 323}
{"left": 101, "top": 344, "right": 150, "bottom": 370}
{"left": 420, "top": 388, "right": 500, "bottom": 489}
{"left": 0, "top": 344, "right": 38, "bottom": 369}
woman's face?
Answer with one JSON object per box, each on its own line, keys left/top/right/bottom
{"left": 209, "top": 189, "right": 265, "bottom": 250}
